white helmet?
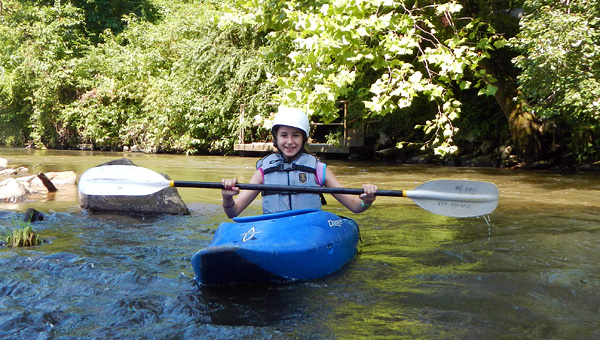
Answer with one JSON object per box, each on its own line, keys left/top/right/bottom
{"left": 271, "top": 107, "right": 310, "bottom": 137}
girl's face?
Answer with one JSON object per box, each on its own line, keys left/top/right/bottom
{"left": 275, "top": 126, "right": 304, "bottom": 159}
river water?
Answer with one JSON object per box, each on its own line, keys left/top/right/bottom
{"left": 0, "top": 148, "right": 599, "bottom": 339}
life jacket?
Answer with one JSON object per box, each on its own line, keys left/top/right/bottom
{"left": 256, "top": 153, "right": 325, "bottom": 214}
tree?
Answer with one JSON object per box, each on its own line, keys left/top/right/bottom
{"left": 224, "top": 0, "right": 503, "bottom": 156}
{"left": 0, "top": 1, "right": 89, "bottom": 147}
{"left": 72, "top": 3, "right": 277, "bottom": 153}
{"left": 0, "top": 0, "right": 277, "bottom": 152}
{"left": 225, "top": 0, "right": 600, "bottom": 165}
{"left": 457, "top": 0, "right": 545, "bottom": 165}
{"left": 510, "top": 0, "right": 600, "bottom": 163}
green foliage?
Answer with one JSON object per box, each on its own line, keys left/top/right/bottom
{"left": 69, "top": 3, "right": 277, "bottom": 153}
{"left": 28, "top": 0, "right": 162, "bottom": 42}
{"left": 0, "top": 0, "right": 163, "bottom": 147}
{"left": 71, "top": 0, "right": 162, "bottom": 42}
{"left": 324, "top": 130, "right": 342, "bottom": 146}
{"left": 225, "top": 0, "right": 504, "bottom": 155}
{"left": 455, "top": 87, "right": 511, "bottom": 149}
{"left": 0, "top": 0, "right": 598, "bottom": 164}
{"left": 0, "top": 0, "right": 277, "bottom": 153}
{"left": 511, "top": 0, "right": 600, "bottom": 162}
{"left": 0, "top": 1, "right": 89, "bottom": 147}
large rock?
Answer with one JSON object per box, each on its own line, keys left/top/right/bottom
{"left": 0, "top": 168, "right": 18, "bottom": 177}
{"left": 0, "top": 170, "right": 77, "bottom": 201}
{"left": 0, "top": 158, "right": 7, "bottom": 170}
{"left": 0, "top": 178, "right": 30, "bottom": 202}
{"left": 78, "top": 158, "right": 190, "bottom": 215}
{"left": 17, "top": 171, "right": 78, "bottom": 188}
{"left": 15, "top": 171, "right": 77, "bottom": 191}
{"left": 33, "top": 171, "right": 77, "bottom": 187}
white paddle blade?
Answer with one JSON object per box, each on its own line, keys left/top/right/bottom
{"left": 78, "top": 165, "right": 171, "bottom": 196}
{"left": 406, "top": 180, "right": 499, "bottom": 217}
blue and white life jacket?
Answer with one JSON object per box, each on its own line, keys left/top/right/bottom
{"left": 256, "top": 153, "right": 325, "bottom": 214}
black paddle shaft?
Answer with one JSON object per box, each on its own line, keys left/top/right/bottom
{"left": 172, "top": 181, "right": 405, "bottom": 197}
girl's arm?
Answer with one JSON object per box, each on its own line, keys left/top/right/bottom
{"left": 221, "top": 169, "right": 263, "bottom": 218}
{"left": 324, "top": 167, "right": 377, "bottom": 213}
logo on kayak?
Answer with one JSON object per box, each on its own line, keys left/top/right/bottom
{"left": 328, "top": 219, "right": 343, "bottom": 227}
{"left": 298, "top": 172, "right": 308, "bottom": 184}
{"left": 241, "top": 227, "right": 261, "bottom": 242}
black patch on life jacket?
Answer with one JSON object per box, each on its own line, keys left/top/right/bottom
{"left": 298, "top": 172, "right": 308, "bottom": 184}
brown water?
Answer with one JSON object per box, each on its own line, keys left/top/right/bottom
{"left": 1, "top": 148, "right": 599, "bottom": 339}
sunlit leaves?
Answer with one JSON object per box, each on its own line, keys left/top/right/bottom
{"left": 226, "top": 0, "right": 503, "bottom": 154}
{"left": 0, "top": 0, "right": 518, "bottom": 157}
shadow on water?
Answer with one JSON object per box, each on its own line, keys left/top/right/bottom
{"left": 198, "top": 283, "right": 307, "bottom": 327}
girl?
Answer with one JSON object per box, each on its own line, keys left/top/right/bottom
{"left": 221, "top": 107, "right": 377, "bottom": 218}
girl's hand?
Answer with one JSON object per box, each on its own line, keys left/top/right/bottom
{"left": 221, "top": 178, "right": 240, "bottom": 197}
{"left": 359, "top": 184, "right": 377, "bottom": 205}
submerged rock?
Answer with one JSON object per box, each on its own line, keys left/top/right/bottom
{"left": 78, "top": 158, "right": 190, "bottom": 215}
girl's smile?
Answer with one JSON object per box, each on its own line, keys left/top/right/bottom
{"left": 276, "top": 126, "right": 304, "bottom": 159}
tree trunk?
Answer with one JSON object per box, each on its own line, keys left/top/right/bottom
{"left": 479, "top": 59, "right": 544, "bottom": 165}
{"left": 496, "top": 88, "right": 542, "bottom": 165}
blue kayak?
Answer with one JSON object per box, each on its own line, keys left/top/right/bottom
{"left": 191, "top": 209, "right": 359, "bottom": 285}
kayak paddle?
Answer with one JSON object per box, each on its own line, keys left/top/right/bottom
{"left": 78, "top": 165, "right": 499, "bottom": 217}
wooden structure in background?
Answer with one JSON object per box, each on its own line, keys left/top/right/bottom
{"left": 234, "top": 102, "right": 368, "bottom": 157}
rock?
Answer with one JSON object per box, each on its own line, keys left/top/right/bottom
{"left": 498, "top": 145, "right": 513, "bottom": 162}
{"left": 79, "top": 187, "right": 190, "bottom": 215}
{"left": 30, "top": 171, "right": 77, "bottom": 187}
{"left": 22, "top": 208, "right": 44, "bottom": 222}
{"left": 0, "top": 170, "right": 73, "bottom": 201}
{"left": 579, "top": 162, "right": 600, "bottom": 172}
{"left": 0, "top": 169, "right": 17, "bottom": 177}
{"left": 0, "top": 158, "right": 7, "bottom": 170}
{"left": 130, "top": 145, "right": 144, "bottom": 153}
{"left": 443, "top": 155, "right": 458, "bottom": 166}
{"left": 100, "top": 158, "right": 136, "bottom": 166}
{"left": 530, "top": 160, "right": 552, "bottom": 170}
{"left": 1, "top": 167, "right": 29, "bottom": 178}
{"left": 0, "top": 178, "right": 30, "bottom": 202}
{"left": 373, "top": 147, "right": 398, "bottom": 160}
{"left": 502, "top": 155, "right": 521, "bottom": 168}
{"left": 462, "top": 154, "right": 497, "bottom": 168}
{"left": 14, "top": 171, "right": 77, "bottom": 193}
{"left": 404, "top": 154, "right": 431, "bottom": 164}
{"left": 78, "top": 159, "right": 190, "bottom": 215}
{"left": 78, "top": 144, "right": 94, "bottom": 151}
{"left": 479, "top": 140, "right": 495, "bottom": 155}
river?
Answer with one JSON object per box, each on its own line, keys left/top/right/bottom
{"left": 1, "top": 148, "right": 599, "bottom": 339}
